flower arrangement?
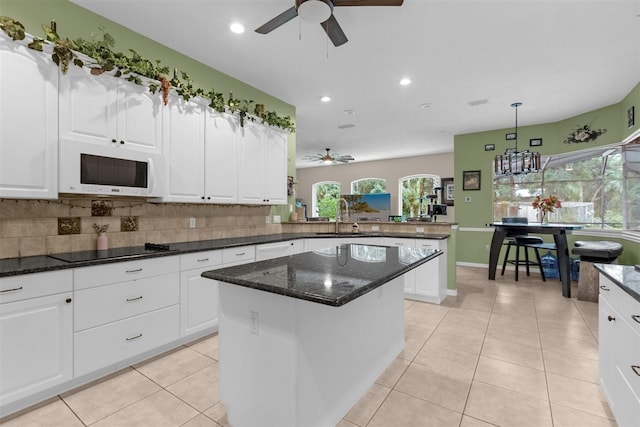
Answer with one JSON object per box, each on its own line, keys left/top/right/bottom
{"left": 564, "top": 124, "right": 607, "bottom": 144}
{"left": 532, "top": 195, "right": 561, "bottom": 223}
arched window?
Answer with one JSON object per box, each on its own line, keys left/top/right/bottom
{"left": 351, "top": 178, "right": 387, "bottom": 194}
{"left": 312, "top": 181, "right": 341, "bottom": 220}
{"left": 398, "top": 174, "right": 441, "bottom": 219}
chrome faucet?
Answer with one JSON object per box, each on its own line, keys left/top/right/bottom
{"left": 335, "top": 198, "right": 349, "bottom": 234}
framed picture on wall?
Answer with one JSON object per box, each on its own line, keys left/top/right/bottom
{"left": 628, "top": 106, "right": 635, "bottom": 128}
{"left": 441, "top": 177, "right": 454, "bottom": 206}
{"left": 462, "top": 170, "right": 481, "bottom": 191}
{"left": 529, "top": 138, "right": 543, "bottom": 147}
{"left": 484, "top": 144, "right": 495, "bottom": 151}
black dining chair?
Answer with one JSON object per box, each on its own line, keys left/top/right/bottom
{"left": 500, "top": 217, "right": 548, "bottom": 281}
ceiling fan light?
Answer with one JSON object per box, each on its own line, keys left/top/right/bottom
{"left": 298, "top": 0, "right": 333, "bottom": 23}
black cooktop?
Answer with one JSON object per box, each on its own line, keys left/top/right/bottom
{"left": 48, "top": 243, "right": 176, "bottom": 263}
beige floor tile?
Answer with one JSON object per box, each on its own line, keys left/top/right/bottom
{"left": 367, "top": 390, "right": 462, "bottom": 427}
{"left": 337, "top": 419, "right": 360, "bottom": 427}
{"left": 538, "top": 317, "right": 597, "bottom": 342}
{"left": 427, "top": 328, "right": 485, "bottom": 355}
{"left": 481, "top": 335, "right": 544, "bottom": 370}
{"left": 91, "top": 389, "right": 198, "bottom": 427}
{"left": 486, "top": 320, "right": 542, "bottom": 349}
{"left": 187, "top": 333, "right": 219, "bottom": 361}
{"left": 540, "top": 333, "right": 599, "bottom": 360}
{"left": 490, "top": 311, "right": 539, "bottom": 332}
{"left": 166, "top": 364, "right": 219, "bottom": 412}
{"left": 404, "top": 317, "right": 435, "bottom": 339}
{"left": 182, "top": 413, "right": 220, "bottom": 427}
{"left": 546, "top": 372, "right": 615, "bottom": 420}
{"left": 343, "top": 383, "right": 391, "bottom": 426}
{"left": 413, "top": 341, "right": 479, "bottom": 380}
{"left": 551, "top": 403, "right": 617, "bottom": 427}
{"left": 444, "top": 307, "right": 492, "bottom": 324}
{"left": 62, "top": 367, "right": 161, "bottom": 425}
{"left": 134, "top": 346, "right": 215, "bottom": 387}
{"left": 203, "top": 402, "right": 231, "bottom": 427}
{"left": 464, "top": 381, "right": 552, "bottom": 427}
{"left": 459, "top": 415, "right": 497, "bottom": 427}
{"left": 398, "top": 335, "right": 427, "bottom": 361}
{"left": 395, "top": 362, "right": 472, "bottom": 413}
{"left": 474, "top": 356, "right": 548, "bottom": 401}
{"left": 543, "top": 349, "right": 599, "bottom": 384}
{"left": 375, "top": 357, "right": 410, "bottom": 388}
{"left": 0, "top": 398, "right": 84, "bottom": 427}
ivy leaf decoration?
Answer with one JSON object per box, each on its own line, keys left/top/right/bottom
{"left": 0, "top": 16, "right": 26, "bottom": 41}
{"left": 41, "top": 24, "right": 59, "bottom": 42}
{"left": 27, "top": 37, "right": 45, "bottom": 51}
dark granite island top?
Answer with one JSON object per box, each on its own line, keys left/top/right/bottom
{"left": 594, "top": 263, "right": 640, "bottom": 302}
{"left": 201, "top": 243, "right": 442, "bottom": 307}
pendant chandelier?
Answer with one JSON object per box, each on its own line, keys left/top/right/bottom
{"left": 494, "top": 102, "right": 541, "bottom": 177}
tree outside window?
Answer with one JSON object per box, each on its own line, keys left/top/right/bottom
{"left": 351, "top": 178, "right": 387, "bottom": 194}
{"left": 312, "top": 181, "right": 341, "bottom": 220}
{"left": 399, "top": 174, "right": 441, "bottom": 219}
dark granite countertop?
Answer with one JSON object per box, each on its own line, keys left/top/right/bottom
{"left": 0, "top": 232, "right": 449, "bottom": 277}
{"left": 594, "top": 264, "right": 640, "bottom": 303}
{"left": 202, "top": 243, "right": 442, "bottom": 307}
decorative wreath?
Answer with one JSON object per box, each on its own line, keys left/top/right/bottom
{"left": 564, "top": 124, "right": 607, "bottom": 144}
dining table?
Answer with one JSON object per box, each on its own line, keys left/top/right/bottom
{"left": 487, "top": 222, "right": 584, "bottom": 298}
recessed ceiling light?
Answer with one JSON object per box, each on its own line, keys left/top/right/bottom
{"left": 419, "top": 103, "right": 432, "bottom": 109}
{"left": 230, "top": 22, "right": 245, "bottom": 34}
{"left": 399, "top": 78, "right": 411, "bottom": 86}
{"left": 343, "top": 109, "right": 355, "bottom": 115}
{"left": 320, "top": 96, "right": 331, "bottom": 102}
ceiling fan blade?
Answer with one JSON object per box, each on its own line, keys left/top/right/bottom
{"left": 321, "top": 15, "right": 348, "bottom": 47}
{"left": 333, "top": 0, "right": 403, "bottom": 6}
{"left": 255, "top": 6, "right": 298, "bottom": 34}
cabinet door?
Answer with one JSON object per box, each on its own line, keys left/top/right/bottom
{"left": 59, "top": 63, "right": 117, "bottom": 145}
{"left": 414, "top": 239, "right": 447, "bottom": 302}
{"left": 262, "top": 128, "right": 288, "bottom": 205}
{"left": 161, "top": 95, "right": 206, "bottom": 203}
{"left": 116, "top": 79, "right": 163, "bottom": 153}
{"left": 0, "top": 292, "right": 73, "bottom": 405}
{"left": 0, "top": 37, "right": 58, "bottom": 199}
{"left": 180, "top": 267, "right": 219, "bottom": 337}
{"left": 237, "top": 124, "right": 266, "bottom": 204}
{"left": 205, "top": 111, "right": 239, "bottom": 203}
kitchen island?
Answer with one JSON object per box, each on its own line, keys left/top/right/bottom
{"left": 201, "top": 243, "right": 442, "bottom": 427}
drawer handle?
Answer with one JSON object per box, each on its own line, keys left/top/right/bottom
{"left": 126, "top": 296, "right": 143, "bottom": 302}
{"left": 632, "top": 315, "right": 640, "bottom": 324}
{"left": 126, "top": 333, "right": 143, "bottom": 341}
{"left": 197, "top": 258, "right": 210, "bottom": 262}
{"left": 0, "top": 286, "right": 23, "bottom": 293}
{"left": 235, "top": 252, "right": 246, "bottom": 256}
{"left": 599, "top": 285, "right": 610, "bottom": 291}
{"left": 607, "top": 315, "right": 616, "bottom": 322}
{"left": 126, "top": 268, "right": 143, "bottom": 273}
{"left": 632, "top": 365, "right": 640, "bottom": 377}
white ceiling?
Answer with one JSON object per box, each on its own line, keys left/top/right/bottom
{"left": 70, "top": 0, "right": 640, "bottom": 168}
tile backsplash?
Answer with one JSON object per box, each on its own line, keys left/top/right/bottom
{"left": 0, "top": 198, "right": 281, "bottom": 259}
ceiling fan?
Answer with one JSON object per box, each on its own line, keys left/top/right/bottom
{"left": 255, "top": 0, "right": 404, "bottom": 47}
{"left": 305, "top": 148, "right": 355, "bottom": 164}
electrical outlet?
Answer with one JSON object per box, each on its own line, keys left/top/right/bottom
{"left": 189, "top": 217, "right": 196, "bottom": 228}
{"left": 372, "top": 225, "right": 380, "bottom": 231}
{"left": 250, "top": 311, "right": 259, "bottom": 335}
{"left": 485, "top": 245, "right": 490, "bottom": 252}
{"left": 289, "top": 204, "right": 293, "bottom": 212}
{"left": 416, "top": 226, "right": 425, "bottom": 233}
{"left": 465, "top": 196, "right": 472, "bottom": 203}
{"left": 265, "top": 216, "right": 270, "bottom": 224}
{"left": 273, "top": 215, "right": 281, "bottom": 224}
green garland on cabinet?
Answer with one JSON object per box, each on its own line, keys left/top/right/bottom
{"left": 0, "top": 16, "right": 295, "bottom": 132}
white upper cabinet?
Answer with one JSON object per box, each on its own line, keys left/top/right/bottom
{"left": 158, "top": 94, "right": 206, "bottom": 203}
{"left": 0, "top": 36, "right": 58, "bottom": 199}
{"left": 59, "top": 63, "right": 162, "bottom": 153}
{"left": 205, "top": 110, "right": 239, "bottom": 204}
{"left": 238, "top": 122, "right": 288, "bottom": 205}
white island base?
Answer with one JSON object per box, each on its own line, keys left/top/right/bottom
{"left": 218, "top": 277, "right": 405, "bottom": 427}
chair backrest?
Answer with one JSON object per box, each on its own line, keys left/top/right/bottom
{"left": 502, "top": 217, "right": 528, "bottom": 224}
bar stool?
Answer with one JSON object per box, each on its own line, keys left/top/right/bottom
{"left": 501, "top": 235, "right": 548, "bottom": 281}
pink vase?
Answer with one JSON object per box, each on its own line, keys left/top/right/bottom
{"left": 97, "top": 232, "right": 108, "bottom": 250}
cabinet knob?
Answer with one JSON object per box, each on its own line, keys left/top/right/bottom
{"left": 201, "top": 196, "right": 205, "bottom": 200}
{"left": 111, "top": 139, "right": 117, "bottom": 143}
{"left": 607, "top": 315, "right": 616, "bottom": 322}
{"left": 120, "top": 140, "right": 125, "bottom": 144}
{"left": 65, "top": 298, "right": 72, "bottom": 303}
{"left": 207, "top": 196, "right": 211, "bottom": 200}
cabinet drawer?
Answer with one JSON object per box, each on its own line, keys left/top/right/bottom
{"left": 0, "top": 270, "right": 72, "bottom": 304}
{"left": 74, "top": 305, "right": 179, "bottom": 377}
{"left": 222, "top": 246, "right": 255, "bottom": 265}
{"left": 74, "top": 273, "right": 179, "bottom": 331}
{"left": 599, "top": 275, "right": 640, "bottom": 335}
{"left": 415, "top": 239, "right": 445, "bottom": 250}
{"left": 74, "top": 256, "right": 179, "bottom": 290}
{"left": 180, "top": 250, "right": 222, "bottom": 271}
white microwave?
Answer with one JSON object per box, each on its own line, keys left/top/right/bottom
{"left": 59, "top": 140, "right": 166, "bottom": 197}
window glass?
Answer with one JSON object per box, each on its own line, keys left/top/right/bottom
{"left": 312, "top": 181, "right": 340, "bottom": 220}
{"left": 351, "top": 178, "right": 387, "bottom": 194}
{"left": 399, "top": 175, "right": 441, "bottom": 219}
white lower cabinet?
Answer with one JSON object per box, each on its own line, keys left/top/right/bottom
{"left": 180, "top": 250, "right": 223, "bottom": 337}
{"left": 256, "top": 240, "right": 304, "bottom": 261}
{"left": 598, "top": 275, "right": 640, "bottom": 427}
{"left": 0, "top": 271, "right": 73, "bottom": 410}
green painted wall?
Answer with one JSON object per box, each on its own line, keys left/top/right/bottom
{"left": 0, "top": 0, "right": 297, "bottom": 218}
{"left": 454, "top": 82, "right": 640, "bottom": 266}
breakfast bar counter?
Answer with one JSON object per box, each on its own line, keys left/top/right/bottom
{"left": 202, "top": 243, "right": 441, "bottom": 427}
